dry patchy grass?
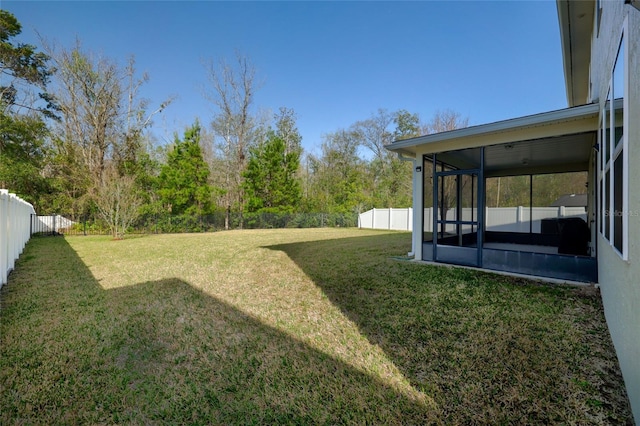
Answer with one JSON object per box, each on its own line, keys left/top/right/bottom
{"left": 0, "top": 229, "right": 632, "bottom": 424}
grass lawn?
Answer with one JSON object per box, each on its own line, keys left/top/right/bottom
{"left": 0, "top": 228, "right": 632, "bottom": 424}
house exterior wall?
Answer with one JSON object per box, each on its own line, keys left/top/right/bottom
{"left": 591, "top": 2, "right": 640, "bottom": 420}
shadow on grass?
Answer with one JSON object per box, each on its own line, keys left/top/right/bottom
{"left": 0, "top": 236, "right": 433, "bottom": 424}
{"left": 266, "top": 232, "right": 633, "bottom": 424}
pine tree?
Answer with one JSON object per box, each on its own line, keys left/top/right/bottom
{"left": 158, "top": 122, "right": 213, "bottom": 216}
{"left": 243, "top": 131, "right": 301, "bottom": 213}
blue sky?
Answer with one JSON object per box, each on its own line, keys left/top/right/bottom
{"left": 4, "top": 1, "right": 568, "bottom": 155}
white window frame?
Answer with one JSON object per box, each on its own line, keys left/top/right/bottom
{"left": 598, "top": 113, "right": 605, "bottom": 236}
{"left": 599, "top": 20, "right": 628, "bottom": 260}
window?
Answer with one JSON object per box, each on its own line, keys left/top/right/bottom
{"left": 596, "top": 0, "right": 602, "bottom": 36}
{"left": 599, "top": 30, "right": 627, "bottom": 259}
{"left": 612, "top": 35, "right": 625, "bottom": 254}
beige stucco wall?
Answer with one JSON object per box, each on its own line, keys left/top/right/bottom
{"left": 591, "top": 2, "right": 640, "bottom": 421}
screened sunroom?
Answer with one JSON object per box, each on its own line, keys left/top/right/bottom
{"left": 386, "top": 103, "right": 618, "bottom": 283}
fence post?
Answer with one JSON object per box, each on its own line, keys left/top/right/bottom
{"left": 1, "top": 191, "right": 7, "bottom": 286}
{"left": 517, "top": 206, "right": 523, "bottom": 232}
{"left": 9, "top": 194, "right": 16, "bottom": 270}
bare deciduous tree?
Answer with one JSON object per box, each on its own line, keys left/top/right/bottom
{"left": 118, "top": 57, "right": 173, "bottom": 172}
{"left": 51, "top": 43, "right": 122, "bottom": 184}
{"left": 424, "top": 109, "right": 469, "bottom": 135}
{"left": 352, "top": 108, "right": 394, "bottom": 165}
{"left": 94, "top": 166, "right": 142, "bottom": 239}
{"left": 45, "top": 40, "right": 171, "bottom": 204}
{"left": 204, "top": 53, "right": 261, "bottom": 229}
{"left": 351, "top": 109, "right": 418, "bottom": 208}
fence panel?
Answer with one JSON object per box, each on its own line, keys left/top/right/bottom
{"left": 1, "top": 190, "right": 36, "bottom": 287}
{"left": 372, "top": 208, "right": 391, "bottom": 230}
{"left": 358, "top": 210, "right": 373, "bottom": 229}
{"left": 30, "top": 215, "right": 77, "bottom": 236}
{"left": 389, "top": 208, "right": 412, "bottom": 231}
{"left": 360, "top": 207, "right": 588, "bottom": 232}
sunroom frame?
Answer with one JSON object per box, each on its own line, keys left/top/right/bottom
{"left": 386, "top": 102, "right": 619, "bottom": 283}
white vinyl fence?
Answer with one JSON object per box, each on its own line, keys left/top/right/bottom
{"left": 359, "top": 207, "right": 587, "bottom": 232}
{"left": 31, "top": 215, "right": 76, "bottom": 234}
{"left": 1, "top": 190, "right": 36, "bottom": 287}
{"left": 358, "top": 208, "right": 413, "bottom": 231}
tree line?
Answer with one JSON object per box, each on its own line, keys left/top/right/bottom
{"left": 2, "top": 11, "right": 471, "bottom": 237}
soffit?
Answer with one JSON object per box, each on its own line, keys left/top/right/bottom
{"left": 430, "top": 131, "right": 595, "bottom": 177}
{"left": 483, "top": 132, "right": 595, "bottom": 176}
{"left": 557, "top": 0, "right": 595, "bottom": 106}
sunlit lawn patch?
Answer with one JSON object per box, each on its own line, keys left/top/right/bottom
{"left": 0, "top": 229, "right": 632, "bottom": 424}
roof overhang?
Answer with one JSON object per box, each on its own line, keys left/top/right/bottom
{"left": 385, "top": 103, "right": 600, "bottom": 158}
{"left": 435, "top": 131, "right": 596, "bottom": 177}
{"left": 556, "top": 0, "right": 595, "bottom": 106}
{"left": 385, "top": 102, "right": 610, "bottom": 177}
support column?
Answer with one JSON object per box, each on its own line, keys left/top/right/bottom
{"left": 412, "top": 159, "right": 423, "bottom": 259}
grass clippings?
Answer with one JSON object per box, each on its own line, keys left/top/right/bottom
{"left": 0, "top": 229, "right": 632, "bottom": 424}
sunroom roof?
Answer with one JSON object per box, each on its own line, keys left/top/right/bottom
{"left": 433, "top": 131, "right": 596, "bottom": 177}
{"left": 385, "top": 103, "right": 601, "bottom": 159}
